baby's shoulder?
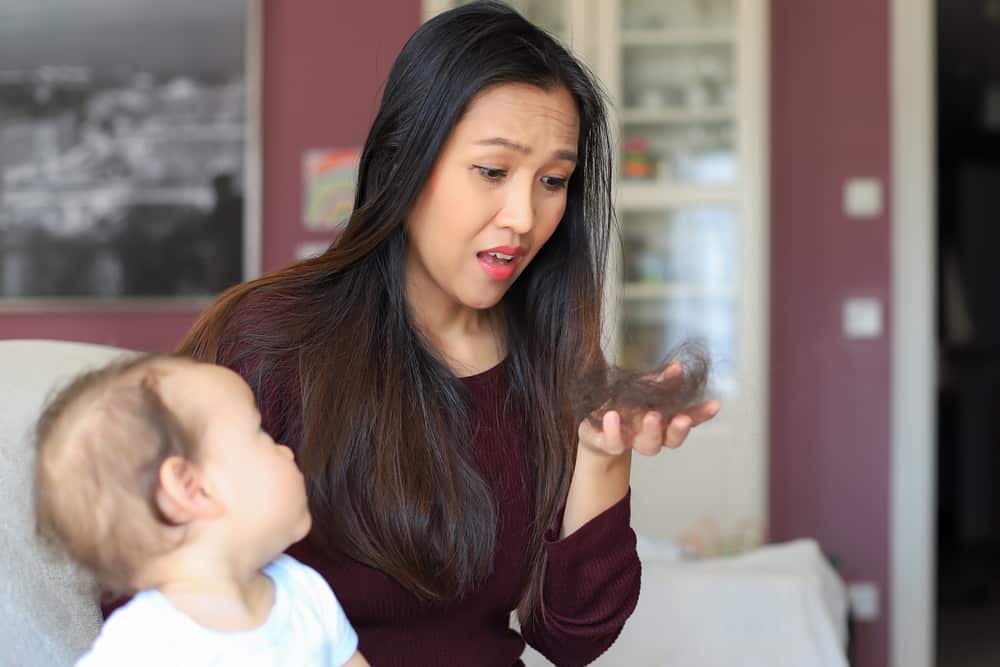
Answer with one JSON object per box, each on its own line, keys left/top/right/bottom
{"left": 265, "top": 554, "right": 330, "bottom": 596}
{"left": 266, "top": 555, "right": 350, "bottom": 629}
{"left": 76, "top": 592, "right": 196, "bottom": 666}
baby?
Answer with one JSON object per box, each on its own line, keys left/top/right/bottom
{"left": 33, "top": 353, "right": 368, "bottom": 666}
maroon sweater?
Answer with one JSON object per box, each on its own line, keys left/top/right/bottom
{"left": 282, "top": 362, "right": 641, "bottom": 666}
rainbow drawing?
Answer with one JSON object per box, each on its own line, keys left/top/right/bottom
{"left": 303, "top": 147, "right": 361, "bottom": 230}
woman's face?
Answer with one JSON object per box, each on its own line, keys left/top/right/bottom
{"left": 404, "top": 82, "right": 580, "bottom": 315}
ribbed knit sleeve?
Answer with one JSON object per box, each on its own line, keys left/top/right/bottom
{"left": 522, "top": 490, "right": 641, "bottom": 666}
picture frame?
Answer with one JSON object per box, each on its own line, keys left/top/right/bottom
{"left": 0, "top": 0, "right": 261, "bottom": 309}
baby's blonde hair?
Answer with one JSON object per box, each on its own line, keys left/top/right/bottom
{"left": 34, "top": 353, "right": 197, "bottom": 596}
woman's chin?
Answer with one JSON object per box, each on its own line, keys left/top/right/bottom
{"left": 458, "top": 281, "right": 515, "bottom": 311}
{"left": 463, "top": 293, "right": 505, "bottom": 311}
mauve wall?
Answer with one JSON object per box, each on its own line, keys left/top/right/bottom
{"left": 0, "top": 1, "right": 421, "bottom": 351}
{"left": 769, "top": 1, "right": 892, "bottom": 667}
{"left": 260, "top": 0, "right": 420, "bottom": 271}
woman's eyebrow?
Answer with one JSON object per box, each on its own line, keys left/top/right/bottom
{"left": 475, "top": 136, "right": 578, "bottom": 163}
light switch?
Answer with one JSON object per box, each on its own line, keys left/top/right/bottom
{"left": 843, "top": 297, "right": 883, "bottom": 339}
{"left": 848, "top": 581, "right": 881, "bottom": 622}
{"left": 843, "top": 178, "right": 883, "bottom": 219}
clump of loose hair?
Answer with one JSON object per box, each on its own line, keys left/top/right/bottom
{"left": 33, "top": 353, "right": 196, "bottom": 597}
{"left": 573, "top": 342, "right": 712, "bottom": 442}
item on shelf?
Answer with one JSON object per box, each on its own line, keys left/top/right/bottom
{"left": 693, "top": 0, "right": 735, "bottom": 27}
{"left": 663, "top": 0, "right": 698, "bottom": 28}
{"left": 718, "top": 79, "right": 736, "bottom": 108}
{"left": 622, "top": 235, "right": 643, "bottom": 282}
{"left": 639, "top": 87, "right": 667, "bottom": 110}
{"left": 674, "top": 148, "right": 737, "bottom": 185}
{"left": 622, "top": 4, "right": 663, "bottom": 30}
{"left": 676, "top": 516, "right": 764, "bottom": 558}
{"left": 625, "top": 43, "right": 734, "bottom": 114}
{"left": 622, "top": 136, "right": 656, "bottom": 180}
{"left": 687, "top": 82, "right": 709, "bottom": 110}
{"left": 636, "top": 252, "right": 666, "bottom": 283}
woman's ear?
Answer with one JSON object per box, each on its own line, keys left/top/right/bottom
{"left": 155, "top": 456, "right": 222, "bottom": 525}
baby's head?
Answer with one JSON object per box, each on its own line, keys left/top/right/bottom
{"left": 34, "top": 354, "right": 311, "bottom": 596}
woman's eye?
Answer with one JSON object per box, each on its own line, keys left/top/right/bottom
{"left": 475, "top": 166, "right": 507, "bottom": 181}
{"left": 541, "top": 176, "right": 568, "bottom": 191}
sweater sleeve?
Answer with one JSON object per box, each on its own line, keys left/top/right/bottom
{"left": 521, "top": 489, "right": 641, "bottom": 666}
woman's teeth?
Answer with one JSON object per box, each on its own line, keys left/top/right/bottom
{"left": 482, "top": 251, "right": 513, "bottom": 265}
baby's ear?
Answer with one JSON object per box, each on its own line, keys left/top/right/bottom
{"left": 155, "top": 456, "right": 222, "bottom": 524}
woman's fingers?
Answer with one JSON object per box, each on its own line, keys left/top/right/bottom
{"left": 581, "top": 401, "right": 719, "bottom": 457}
{"left": 655, "top": 360, "right": 684, "bottom": 383}
{"left": 601, "top": 410, "right": 625, "bottom": 455}
{"left": 578, "top": 410, "right": 627, "bottom": 456}
{"left": 663, "top": 414, "right": 693, "bottom": 449}
{"left": 631, "top": 412, "right": 665, "bottom": 456}
{"left": 682, "top": 400, "right": 722, "bottom": 427}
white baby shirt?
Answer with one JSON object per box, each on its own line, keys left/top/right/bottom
{"left": 76, "top": 555, "right": 358, "bottom": 666}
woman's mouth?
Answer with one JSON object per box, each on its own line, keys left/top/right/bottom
{"left": 477, "top": 250, "right": 518, "bottom": 280}
{"left": 479, "top": 250, "right": 514, "bottom": 265}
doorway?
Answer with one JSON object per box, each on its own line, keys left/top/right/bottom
{"left": 935, "top": 1, "right": 1000, "bottom": 665}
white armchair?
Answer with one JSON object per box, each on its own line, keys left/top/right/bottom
{"left": 0, "top": 340, "right": 127, "bottom": 666}
{"left": 517, "top": 535, "right": 849, "bottom": 667}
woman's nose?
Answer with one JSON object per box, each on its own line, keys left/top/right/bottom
{"left": 496, "top": 183, "right": 534, "bottom": 235}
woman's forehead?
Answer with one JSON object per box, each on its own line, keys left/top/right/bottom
{"left": 455, "top": 83, "right": 580, "bottom": 146}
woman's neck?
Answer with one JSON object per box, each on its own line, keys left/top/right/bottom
{"left": 405, "top": 282, "right": 504, "bottom": 377}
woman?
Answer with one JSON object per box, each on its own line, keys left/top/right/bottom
{"left": 180, "top": 2, "right": 719, "bottom": 664}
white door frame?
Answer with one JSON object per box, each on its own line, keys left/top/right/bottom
{"left": 890, "top": 0, "right": 936, "bottom": 665}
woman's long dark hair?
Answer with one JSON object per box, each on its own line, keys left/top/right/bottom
{"left": 179, "top": 1, "right": 616, "bottom": 623}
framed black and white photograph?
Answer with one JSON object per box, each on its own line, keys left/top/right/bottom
{"left": 0, "top": 0, "right": 260, "bottom": 305}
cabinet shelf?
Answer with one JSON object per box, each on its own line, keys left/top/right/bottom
{"left": 621, "top": 28, "right": 736, "bottom": 46}
{"left": 621, "top": 107, "right": 734, "bottom": 124}
{"left": 617, "top": 182, "right": 739, "bottom": 210}
{"left": 623, "top": 282, "right": 736, "bottom": 300}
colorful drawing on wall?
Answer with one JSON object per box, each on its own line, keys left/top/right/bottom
{"left": 0, "top": 0, "right": 259, "bottom": 303}
{"left": 303, "top": 148, "right": 360, "bottom": 231}
{"left": 295, "top": 240, "right": 331, "bottom": 261}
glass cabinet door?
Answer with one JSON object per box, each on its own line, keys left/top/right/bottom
{"left": 616, "top": 0, "right": 742, "bottom": 398}
{"left": 620, "top": 206, "right": 738, "bottom": 396}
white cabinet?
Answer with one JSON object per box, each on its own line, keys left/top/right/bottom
{"left": 423, "top": 0, "right": 769, "bottom": 546}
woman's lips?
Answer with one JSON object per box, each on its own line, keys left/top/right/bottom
{"left": 477, "top": 251, "right": 518, "bottom": 280}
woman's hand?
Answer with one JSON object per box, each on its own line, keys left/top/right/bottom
{"left": 577, "top": 361, "right": 721, "bottom": 458}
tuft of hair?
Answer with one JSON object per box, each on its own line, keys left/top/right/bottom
{"left": 33, "top": 353, "right": 196, "bottom": 597}
{"left": 573, "top": 341, "right": 712, "bottom": 442}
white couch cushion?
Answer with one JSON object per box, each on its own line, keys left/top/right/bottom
{"left": 0, "top": 340, "right": 134, "bottom": 667}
